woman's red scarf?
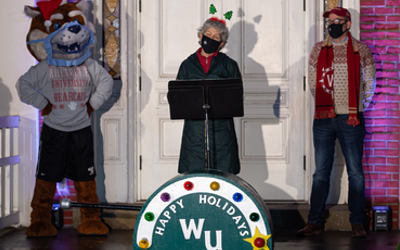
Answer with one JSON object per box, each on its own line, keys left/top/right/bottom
{"left": 314, "top": 32, "right": 361, "bottom": 126}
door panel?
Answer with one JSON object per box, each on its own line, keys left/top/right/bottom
{"left": 140, "top": 0, "right": 306, "bottom": 201}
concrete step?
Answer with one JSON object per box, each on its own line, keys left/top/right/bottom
{"left": 71, "top": 203, "right": 360, "bottom": 231}
{"left": 268, "top": 204, "right": 356, "bottom": 231}
{"left": 71, "top": 208, "right": 140, "bottom": 230}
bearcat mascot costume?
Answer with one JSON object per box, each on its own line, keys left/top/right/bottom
{"left": 16, "top": 0, "right": 113, "bottom": 237}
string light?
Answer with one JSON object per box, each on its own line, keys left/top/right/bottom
{"left": 233, "top": 192, "right": 243, "bottom": 202}
{"left": 139, "top": 238, "right": 150, "bottom": 249}
{"left": 161, "top": 192, "right": 170, "bottom": 202}
{"left": 144, "top": 212, "right": 155, "bottom": 222}
{"left": 210, "top": 181, "right": 220, "bottom": 191}
{"left": 250, "top": 212, "right": 260, "bottom": 222}
{"left": 254, "top": 238, "right": 265, "bottom": 248}
{"left": 184, "top": 181, "right": 194, "bottom": 191}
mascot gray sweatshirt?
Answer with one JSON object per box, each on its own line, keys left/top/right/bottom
{"left": 16, "top": 58, "right": 113, "bottom": 132}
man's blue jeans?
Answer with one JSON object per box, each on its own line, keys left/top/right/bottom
{"left": 308, "top": 113, "right": 366, "bottom": 227}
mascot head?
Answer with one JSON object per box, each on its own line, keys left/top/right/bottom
{"left": 24, "top": 0, "right": 95, "bottom": 65}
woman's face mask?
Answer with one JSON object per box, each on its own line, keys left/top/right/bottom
{"left": 201, "top": 35, "right": 222, "bottom": 54}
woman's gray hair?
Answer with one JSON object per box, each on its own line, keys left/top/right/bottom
{"left": 197, "top": 18, "right": 229, "bottom": 49}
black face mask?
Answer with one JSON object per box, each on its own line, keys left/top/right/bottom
{"left": 201, "top": 35, "right": 222, "bottom": 54}
{"left": 328, "top": 21, "right": 349, "bottom": 39}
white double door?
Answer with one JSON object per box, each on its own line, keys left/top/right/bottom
{"left": 139, "top": 0, "right": 307, "bottom": 201}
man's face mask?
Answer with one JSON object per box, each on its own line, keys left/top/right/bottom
{"left": 201, "top": 35, "right": 222, "bottom": 54}
{"left": 27, "top": 21, "right": 95, "bottom": 66}
{"left": 328, "top": 20, "right": 349, "bottom": 39}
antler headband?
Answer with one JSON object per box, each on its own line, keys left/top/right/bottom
{"left": 208, "top": 4, "right": 233, "bottom": 26}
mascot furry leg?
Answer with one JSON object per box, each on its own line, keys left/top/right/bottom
{"left": 26, "top": 178, "right": 109, "bottom": 237}
{"left": 74, "top": 180, "right": 109, "bottom": 235}
{"left": 26, "top": 179, "right": 58, "bottom": 237}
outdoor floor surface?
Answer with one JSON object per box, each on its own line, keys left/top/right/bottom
{"left": 0, "top": 227, "right": 399, "bottom": 249}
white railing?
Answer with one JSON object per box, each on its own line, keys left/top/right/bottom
{"left": 0, "top": 116, "right": 20, "bottom": 229}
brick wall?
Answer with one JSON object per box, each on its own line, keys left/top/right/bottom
{"left": 53, "top": 179, "right": 77, "bottom": 226}
{"left": 361, "top": 0, "right": 400, "bottom": 229}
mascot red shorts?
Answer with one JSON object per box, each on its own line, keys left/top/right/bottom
{"left": 36, "top": 124, "right": 96, "bottom": 182}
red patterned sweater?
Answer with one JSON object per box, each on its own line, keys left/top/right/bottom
{"left": 308, "top": 37, "right": 376, "bottom": 114}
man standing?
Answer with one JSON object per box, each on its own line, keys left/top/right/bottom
{"left": 297, "top": 7, "right": 376, "bottom": 238}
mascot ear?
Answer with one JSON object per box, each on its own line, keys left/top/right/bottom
{"left": 75, "top": 0, "right": 96, "bottom": 33}
{"left": 76, "top": 0, "right": 90, "bottom": 14}
{"left": 24, "top": 5, "right": 41, "bottom": 18}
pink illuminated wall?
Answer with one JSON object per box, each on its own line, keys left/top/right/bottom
{"left": 361, "top": 0, "right": 400, "bottom": 229}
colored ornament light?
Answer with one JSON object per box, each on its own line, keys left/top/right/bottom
{"left": 233, "top": 192, "right": 243, "bottom": 202}
{"left": 184, "top": 181, "right": 194, "bottom": 191}
{"left": 144, "top": 212, "right": 155, "bottom": 222}
{"left": 254, "top": 237, "right": 265, "bottom": 248}
{"left": 210, "top": 181, "right": 220, "bottom": 191}
{"left": 161, "top": 192, "right": 170, "bottom": 202}
{"left": 139, "top": 238, "right": 150, "bottom": 249}
{"left": 250, "top": 212, "right": 260, "bottom": 222}
{"left": 244, "top": 227, "right": 271, "bottom": 249}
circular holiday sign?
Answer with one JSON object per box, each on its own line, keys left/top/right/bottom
{"left": 133, "top": 169, "right": 274, "bottom": 250}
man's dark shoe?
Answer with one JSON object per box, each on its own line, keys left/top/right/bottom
{"left": 352, "top": 224, "right": 367, "bottom": 238}
{"left": 296, "top": 222, "right": 322, "bottom": 237}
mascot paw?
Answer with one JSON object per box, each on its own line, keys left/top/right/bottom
{"left": 41, "top": 101, "right": 53, "bottom": 116}
{"left": 77, "top": 219, "right": 109, "bottom": 236}
{"left": 26, "top": 221, "right": 58, "bottom": 237}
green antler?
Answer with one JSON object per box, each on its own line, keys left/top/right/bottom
{"left": 209, "top": 4, "right": 217, "bottom": 14}
{"left": 224, "top": 11, "right": 233, "bottom": 20}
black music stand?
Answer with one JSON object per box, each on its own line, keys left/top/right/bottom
{"left": 167, "top": 78, "right": 243, "bottom": 169}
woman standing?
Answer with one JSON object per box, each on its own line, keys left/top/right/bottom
{"left": 175, "top": 17, "right": 242, "bottom": 174}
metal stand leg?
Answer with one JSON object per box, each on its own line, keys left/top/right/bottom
{"left": 203, "top": 104, "right": 211, "bottom": 169}
{"left": 60, "top": 198, "right": 141, "bottom": 211}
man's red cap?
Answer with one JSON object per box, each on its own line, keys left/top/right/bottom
{"left": 323, "top": 7, "right": 351, "bottom": 21}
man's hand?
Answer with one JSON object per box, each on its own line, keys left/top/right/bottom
{"left": 41, "top": 101, "right": 52, "bottom": 116}
{"left": 86, "top": 101, "right": 94, "bottom": 117}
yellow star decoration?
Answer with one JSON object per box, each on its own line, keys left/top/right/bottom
{"left": 243, "top": 226, "right": 272, "bottom": 250}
